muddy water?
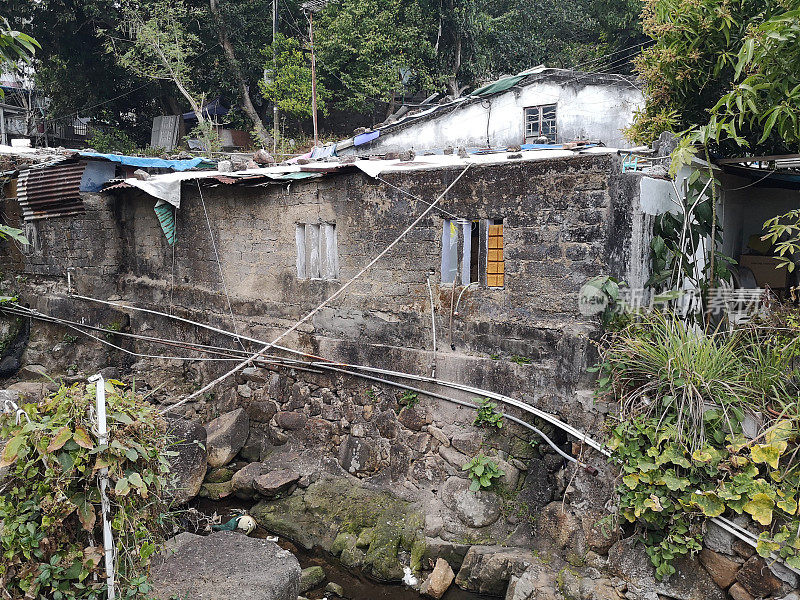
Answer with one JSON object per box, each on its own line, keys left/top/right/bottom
{"left": 190, "top": 498, "right": 490, "bottom": 600}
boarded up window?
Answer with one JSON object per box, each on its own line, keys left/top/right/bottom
{"left": 296, "top": 222, "right": 338, "bottom": 280}
{"left": 487, "top": 222, "right": 504, "bottom": 288}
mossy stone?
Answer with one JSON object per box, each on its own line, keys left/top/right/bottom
{"left": 356, "top": 527, "right": 373, "bottom": 548}
{"left": 340, "top": 544, "right": 366, "bottom": 568}
{"left": 364, "top": 517, "right": 404, "bottom": 581}
{"left": 197, "top": 480, "right": 232, "bottom": 500}
{"left": 331, "top": 532, "right": 358, "bottom": 557}
{"left": 410, "top": 537, "right": 426, "bottom": 573}
{"left": 299, "top": 566, "right": 325, "bottom": 593}
{"left": 205, "top": 466, "right": 235, "bottom": 484}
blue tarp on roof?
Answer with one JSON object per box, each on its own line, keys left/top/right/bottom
{"left": 79, "top": 152, "right": 213, "bottom": 171}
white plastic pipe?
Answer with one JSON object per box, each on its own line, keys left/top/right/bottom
{"left": 88, "top": 373, "right": 116, "bottom": 600}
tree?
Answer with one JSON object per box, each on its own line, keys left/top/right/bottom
{"left": 208, "top": 0, "right": 272, "bottom": 147}
{"left": 259, "top": 33, "right": 328, "bottom": 122}
{"left": 314, "top": 0, "right": 437, "bottom": 113}
{"left": 627, "top": 0, "right": 798, "bottom": 156}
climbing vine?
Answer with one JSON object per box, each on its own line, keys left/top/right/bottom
{"left": 0, "top": 382, "right": 176, "bottom": 599}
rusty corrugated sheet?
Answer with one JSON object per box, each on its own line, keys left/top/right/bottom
{"left": 17, "top": 162, "right": 86, "bottom": 221}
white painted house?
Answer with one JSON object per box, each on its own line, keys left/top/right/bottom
{"left": 336, "top": 67, "right": 644, "bottom": 155}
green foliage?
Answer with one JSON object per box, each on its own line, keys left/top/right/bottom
{"left": 599, "top": 311, "right": 800, "bottom": 578}
{"left": 260, "top": 33, "right": 328, "bottom": 121}
{"left": 509, "top": 355, "right": 531, "bottom": 366}
{"left": 314, "top": 0, "right": 436, "bottom": 112}
{"left": 398, "top": 390, "right": 419, "bottom": 410}
{"left": 474, "top": 397, "right": 504, "bottom": 430}
{"left": 0, "top": 382, "right": 176, "bottom": 598}
{"left": 462, "top": 454, "right": 504, "bottom": 491}
{"left": 762, "top": 209, "right": 800, "bottom": 273}
{"left": 0, "top": 16, "right": 38, "bottom": 67}
{"left": 86, "top": 129, "right": 137, "bottom": 155}
{"left": 579, "top": 275, "right": 628, "bottom": 327}
{"left": 629, "top": 0, "right": 800, "bottom": 155}
{"left": 184, "top": 121, "right": 222, "bottom": 155}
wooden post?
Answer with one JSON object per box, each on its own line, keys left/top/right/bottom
{"left": 308, "top": 10, "right": 319, "bottom": 148}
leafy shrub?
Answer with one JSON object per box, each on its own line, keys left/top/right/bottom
{"left": 599, "top": 311, "right": 800, "bottom": 579}
{"left": 0, "top": 382, "right": 176, "bottom": 598}
{"left": 86, "top": 129, "right": 137, "bottom": 155}
{"left": 474, "top": 397, "right": 504, "bottom": 430}
{"left": 462, "top": 454, "right": 504, "bottom": 491}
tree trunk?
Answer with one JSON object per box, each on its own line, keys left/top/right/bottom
{"left": 209, "top": 0, "right": 271, "bottom": 148}
{"left": 447, "top": 33, "right": 462, "bottom": 98}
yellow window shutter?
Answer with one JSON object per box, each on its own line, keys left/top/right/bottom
{"left": 487, "top": 223, "right": 504, "bottom": 287}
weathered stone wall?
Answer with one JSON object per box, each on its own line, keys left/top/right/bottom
{"left": 0, "top": 154, "right": 634, "bottom": 433}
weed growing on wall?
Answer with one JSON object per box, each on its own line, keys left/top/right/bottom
{"left": 597, "top": 311, "right": 800, "bottom": 579}
{"left": 0, "top": 382, "right": 176, "bottom": 598}
{"left": 474, "top": 398, "right": 504, "bottom": 430}
{"left": 398, "top": 390, "right": 419, "bottom": 410}
{"left": 462, "top": 454, "right": 504, "bottom": 492}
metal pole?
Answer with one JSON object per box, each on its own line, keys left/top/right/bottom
{"left": 308, "top": 10, "right": 319, "bottom": 148}
{"left": 88, "top": 373, "right": 116, "bottom": 600}
{"left": 272, "top": 0, "right": 279, "bottom": 153}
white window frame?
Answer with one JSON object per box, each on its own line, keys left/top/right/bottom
{"left": 524, "top": 104, "right": 557, "bottom": 143}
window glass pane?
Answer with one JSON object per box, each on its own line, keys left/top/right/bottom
{"left": 441, "top": 220, "right": 459, "bottom": 284}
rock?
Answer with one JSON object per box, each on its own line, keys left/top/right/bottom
{"left": 455, "top": 546, "right": 536, "bottom": 595}
{"left": 339, "top": 435, "right": 385, "bottom": 475}
{"left": 451, "top": 431, "right": 483, "bottom": 456}
{"left": 325, "top": 582, "right": 345, "bottom": 597}
{"left": 420, "top": 558, "right": 455, "bottom": 599}
{"left": 518, "top": 460, "right": 553, "bottom": 511}
{"left": 778, "top": 593, "right": 800, "bottom": 600}
{"left": 231, "top": 462, "right": 264, "bottom": 499}
{"left": 252, "top": 475, "right": 422, "bottom": 582}
{"left": 240, "top": 426, "right": 271, "bottom": 462}
{"left": 493, "top": 455, "right": 520, "bottom": 490}
{"left": 398, "top": 407, "right": 431, "bottom": 431}
{"left": 771, "top": 558, "right": 799, "bottom": 589}
{"left": 254, "top": 468, "right": 300, "bottom": 498}
{"left": 18, "top": 363, "right": 46, "bottom": 378}
{"left": 7, "top": 381, "right": 45, "bottom": 402}
{"left": 198, "top": 480, "right": 233, "bottom": 500}
{"left": 439, "top": 445, "right": 468, "bottom": 470}
{"left": 247, "top": 401, "right": 278, "bottom": 423}
{"left": 537, "top": 503, "right": 585, "bottom": 561}
{"left": 699, "top": 548, "right": 739, "bottom": 589}
{"left": 299, "top": 566, "right": 325, "bottom": 593}
{"left": 440, "top": 476, "right": 501, "bottom": 528}
{"left": 217, "top": 160, "right": 233, "bottom": 172}
{"left": 205, "top": 466, "right": 234, "bottom": 484}
{"left": 275, "top": 411, "right": 307, "bottom": 430}
{"left": 732, "top": 539, "right": 755, "bottom": 559}
{"left": 736, "top": 556, "right": 782, "bottom": 598}
{"left": 165, "top": 418, "right": 207, "bottom": 504}
{"left": 423, "top": 538, "right": 471, "bottom": 571}
{"left": 206, "top": 408, "right": 249, "bottom": 468}
{"left": 506, "top": 567, "right": 559, "bottom": 600}
{"left": 608, "top": 536, "right": 726, "bottom": 600}
{"left": 254, "top": 149, "right": 275, "bottom": 165}
{"left": 704, "top": 521, "right": 735, "bottom": 555}
{"left": 728, "top": 583, "right": 755, "bottom": 600}
{"left": 237, "top": 384, "right": 252, "bottom": 398}
{"left": 428, "top": 425, "right": 450, "bottom": 447}
{"left": 151, "top": 531, "right": 300, "bottom": 600}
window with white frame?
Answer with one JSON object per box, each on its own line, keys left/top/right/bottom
{"left": 441, "top": 218, "right": 504, "bottom": 288}
{"left": 524, "top": 104, "right": 557, "bottom": 143}
{"left": 296, "top": 222, "right": 338, "bottom": 280}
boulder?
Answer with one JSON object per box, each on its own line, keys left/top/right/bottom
{"left": 198, "top": 480, "right": 233, "bottom": 500}
{"left": 247, "top": 400, "right": 278, "bottom": 423}
{"left": 205, "top": 408, "right": 249, "bottom": 468}
{"left": 736, "top": 556, "right": 782, "bottom": 598}
{"left": 325, "top": 582, "right": 345, "bottom": 597}
{"left": 518, "top": 460, "right": 553, "bottom": 511}
{"left": 440, "top": 476, "right": 501, "bottom": 528}
{"left": 274, "top": 410, "right": 307, "bottom": 430}
{"left": 505, "top": 566, "right": 559, "bottom": 600}
{"left": 7, "top": 381, "right": 45, "bottom": 402}
{"left": 299, "top": 565, "right": 325, "bottom": 593}
{"left": 165, "top": 418, "right": 207, "bottom": 504}
{"left": 728, "top": 583, "right": 755, "bottom": 600}
{"left": 253, "top": 468, "right": 300, "bottom": 498}
{"left": 420, "top": 558, "right": 455, "bottom": 599}
{"left": 698, "top": 548, "right": 740, "bottom": 589}
{"left": 397, "top": 406, "right": 431, "bottom": 431}
{"left": 231, "top": 462, "right": 264, "bottom": 499}
{"left": 451, "top": 431, "right": 483, "bottom": 456}
{"left": 18, "top": 364, "right": 46, "bottom": 378}
{"left": 151, "top": 531, "right": 300, "bottom": 600}
{"left": 455, "top": 546, "right": 536, "bottom": 596}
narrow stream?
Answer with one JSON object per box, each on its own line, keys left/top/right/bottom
{"left": 190, "top": 498, "right": 491, "bottom": 600}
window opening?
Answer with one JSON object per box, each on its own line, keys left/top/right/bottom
{"left": 524, "top": 104, "right": 557, "bottom": 143}
{"left": 487, "top": 219, "right": 504, "bottom": 288}
{"left": 469, "top": 221, "right": 480, "bottom": 283}
{"left": 296, "top": 222, "right": 338, "bottom": 280}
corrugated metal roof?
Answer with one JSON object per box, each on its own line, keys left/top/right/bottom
{"left": 17, "top": 161, "right": 86, "bottom": 221}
